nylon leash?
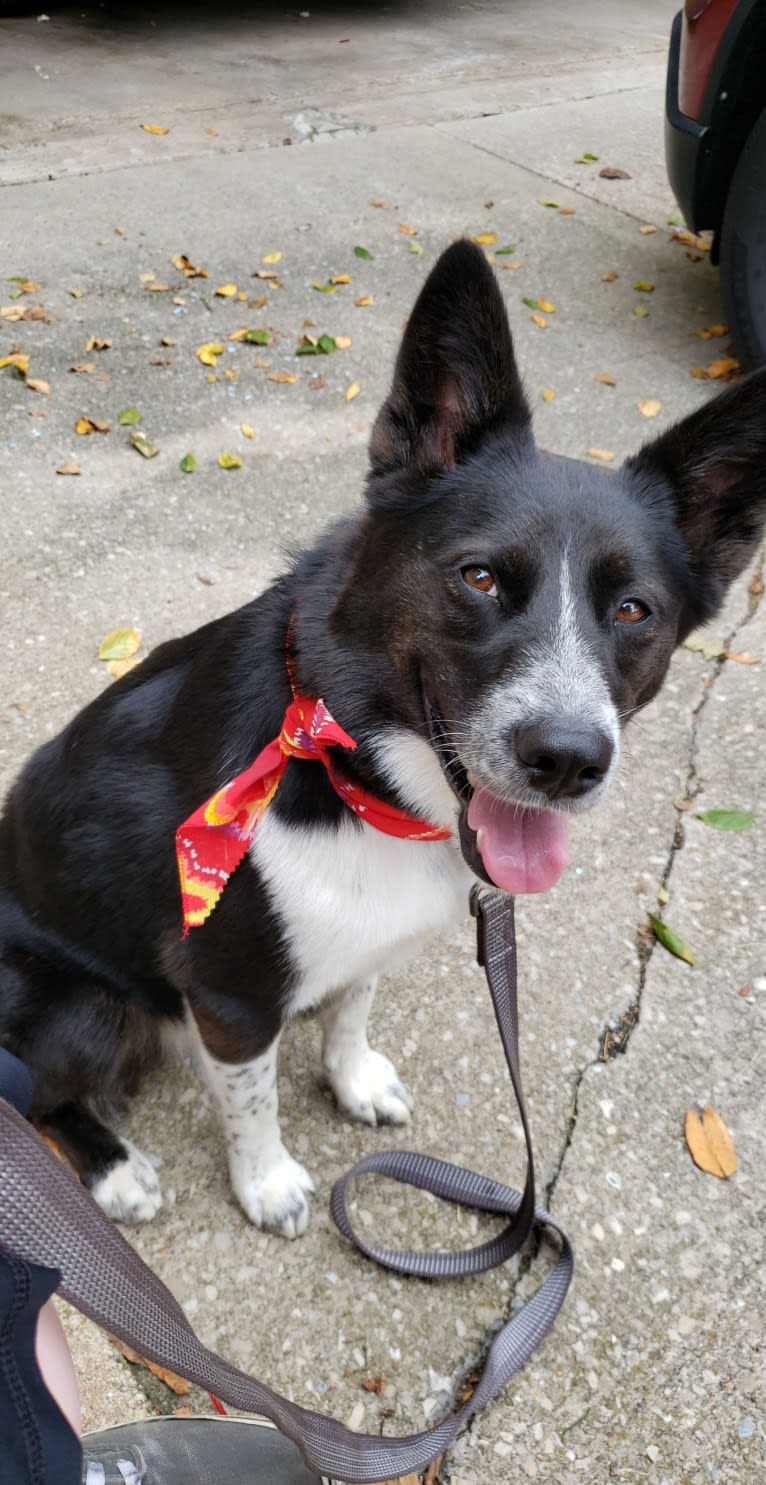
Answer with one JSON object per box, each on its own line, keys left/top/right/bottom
{"left": 0, "top": 891, "right": 573, "bottom": 1484}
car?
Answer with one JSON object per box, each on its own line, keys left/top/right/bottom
{"left": 666, "top": 0, "right": 766, "bottom": 368}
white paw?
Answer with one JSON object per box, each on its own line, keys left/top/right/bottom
{"left": 327, "top": 1048, "right": 413, "bottom": 1127}
{"left": 89, "top": 1139, "right": 163, "bottom": 1225}
{"left": 231, "top": 1152, "right": 316, "bottom": 1239}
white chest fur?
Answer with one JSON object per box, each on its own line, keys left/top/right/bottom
{"left": 248, "top": 726, "right": 475, "bottom": 1015}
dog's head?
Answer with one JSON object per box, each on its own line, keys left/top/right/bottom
{"left": 332, "top": 240, "right": 766, "bottom": 892}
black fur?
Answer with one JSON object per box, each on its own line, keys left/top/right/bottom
{"left": 2, "top": 239, "right": 765, "bottom": 1201}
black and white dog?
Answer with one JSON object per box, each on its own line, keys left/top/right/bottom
{"left": 1, "top": 241, "right": 764, "bottom": 1237}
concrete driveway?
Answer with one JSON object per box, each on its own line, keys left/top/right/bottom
{"left": 1, "top": 3, "right": 764, "bottom": 1482}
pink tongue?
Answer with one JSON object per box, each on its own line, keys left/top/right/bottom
{"left": 467, "top": 787, "right": 570, "bottom": 894}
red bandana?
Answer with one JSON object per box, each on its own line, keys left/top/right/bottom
{"left": 176, "top": 692, "right": 451, "bottom": 931}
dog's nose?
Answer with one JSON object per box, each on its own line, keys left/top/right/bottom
{"left": 516, "top": 722, "right": 614, "bottom": 800}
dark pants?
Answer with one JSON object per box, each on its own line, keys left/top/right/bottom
{"left": 0, "top": 1046, "right": 82, "bottom": 1485}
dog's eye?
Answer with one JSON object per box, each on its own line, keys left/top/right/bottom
{"left": 460, "top": 565, "right": 498, "bottom": 597}
{"left": 615, "top": 598, "right": 650, "bottom": 625}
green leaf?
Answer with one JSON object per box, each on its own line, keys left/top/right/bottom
{"left": 648, "top": 914, "right": 695, "bottom": 966}
{"left": 117, "top": 407, "right": 143, "bottom": 426}
{"left": 409, "top": 239, "right": 424, "bottom": 255}
{"left": 522, "top": 296, "right": 541, "bottom": 310}
{"left": 538, "top": 198, "right": 559, "bottom": 208}
{"left": 695, "top": 808, "right": 754, "bottom": 832}
{"left": 218, "top": 452, "right": 242, "bottom": 469}
{"left": 130, "top": 431, "right": 158, "bottom": 458}
{"left": 312, "top": 280, "right": 337, "bottom": 293}
{"left": 353, "top": 245, "right": 374, "bottom": 260}
{"left": 575, "top": 151, "right": 599, "bottom": 163}
{"left": 317, "top": 334, "right": 337, "bottom": 355}
{"left": 179, "top": 452, "right": 197, "bottom": 473}
{"left": 683, "top": 634, "right": 725, "bottom": 661}
{"left": 667, "top": 211, "right": 683, "bottom": 226}
{"left": 244, "top": 328, "right": 271, "bottom": 344}
{"left": 98, "top": 627, "right": 141, "bottom": 661}
{"left": 495, "top": 245, "right": 517, "bottom": 255}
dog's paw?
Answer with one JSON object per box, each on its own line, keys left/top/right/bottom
{"left": 327, "top": 1048, "right": 413, "bottom": 1127}
{"left": 231, "top": 1153, "right": 316, "bottom": 1239}
{"left": 89, "top": 1139, "right": 163, "bottom": 1225}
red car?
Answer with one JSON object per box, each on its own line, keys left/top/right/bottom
{"left": 666, "top": 0, "right": 766, "bottom": 367}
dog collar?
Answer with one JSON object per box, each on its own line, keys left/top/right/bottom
{"left": 176, "top": 692, "right": 451, "bottom": 932}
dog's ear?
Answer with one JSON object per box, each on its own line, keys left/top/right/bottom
{"left": 624, "top": 370, "right": 766, "bottom": 617}
{"left": 367, "top": 239, "right": 531, "bottom": 491}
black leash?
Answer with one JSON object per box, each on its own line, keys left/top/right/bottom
{"left": 0, "top": 891, "right": 573, "bottom": 1484}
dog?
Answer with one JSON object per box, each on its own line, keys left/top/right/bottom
{"left": 1, "top": 240, "right": 765, "bottom": 1238}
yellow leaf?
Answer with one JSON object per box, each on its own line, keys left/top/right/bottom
{"left": 685, "top": 1107, "right": 737, "bottom": 1178}
{"left": 595, "top": 372, "right": 617, "bottom": 386}
{"left": 262, "top": 252, "right": 282, "bottom": 264}
{"left": 706, "top": 357, "right": 740, "bottom": 380}
{"left": 267, "top": 372, "right": 297, "bottom": 384}
{"left": 26, "top": 378, "right": 50, "bottom": 395}
{"left": 639, "top": 223, "right": 657, "bottom": 234}
{"left": 215, "top": 283, "right": 238, "bottom": 297}
{"left": 140, "top": 272, "right": 156, "bottom": 283}
{"left": 56, "top": 460, "right": 81, "bottom": 476}
{"left": 85, "top": 336, "right": 111, "bottom": 352}
{"left": 218, "top": 452, "right": 242, "bottom": 469}
{"left": 69, "top": 287, "right": 85, "bottom": 299}
{"left": 330, "top": 273, "right": 351, "bottom": 285}
{"left": 530, "top": 312, "right": 548, "bottom": 328}
{"left": 98, "top": 627, "right": 141, "bottom": 661}
{"left": 171, "top": 254, "right": 208, "bottom": 278}
{"left": 633, "top": 303, "right": 650, "bottom": 318}
{"left": 75, "top": 416, "right": 110, "bottom": 435}
{"left": 355, "top": 294, "right": 374, "bottom": 307}
{"left": 473, "top": 232, "right": 497, "bottom": 245}
{"left": 586, "top": 447, "right": 614, "bottom": 462}
{"left": 145, "top": 282, "right": 169, "bottom": 292}
{"left": 500, "top": 261, "right": 523, "bottom": 270}
{"left": 397, "top": 223, "right": 417, "bottom": 235}
{"left": 0, "top": 352, "right": 29, "bottom": 373}
{"left": 538, "top": 299, "right": 556, "bottom": 314}
{"left": 335, "top": 335, "right": 352, "bottom": 349}
{"left": 106, "top": 656, "right": 141, "bottom": 680}
{"left": 541, "top": 388, "right": 555, "bottom": 402}
{"left": 196, "top": 342, "right": 225, "bottom": 366}
{"left": 240, "top": 424, "right": 254, "bottom": 438}
{"left": 345, "top": 381, "right": 361, "bottom": 401}
{"left": 637, "top": 398, "right": 661, "bottom": 418}
{"left": 141, "top": 123, "right": 169, "bottom": 135}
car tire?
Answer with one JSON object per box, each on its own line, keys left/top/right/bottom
{"left": 719, "top": 106, "right": 766, "bottom": 370}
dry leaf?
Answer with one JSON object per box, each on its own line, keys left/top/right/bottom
{"left": 530, "top": 312, "right": 548, "bottom": 328}
{"left": 601, "top": 271, "right": 618, "bottom": 281}
{"left": 26, "top": 378, "right": 50, "bottom": 395}
{"left": 196, "top": 342, "right": 225, "bottom": 366}
{"left": 69, "top": 287, "right": 85, "bottom": 299}
{"left": 397, "top": 223, "right": 417, "bottom": 235}
{"left": 360, "top": 1373, "right": 386, "bottom": 1394}
{"left": 250, "top": 294, "right": 268, "bottom": 309}
{"left": 262, "top": 251, "right": 282, "bottom": 264}
{"left": 308, "top": 373, "right": 325, "bottom": 391}
{"left": 267, "top": 372, "right": 297, "bottom": 384}
{"left": 171, "top": 254, "right": 208, "bottom": 278}
{"left": 75, "top": 416, "right": 110, "bottom": 435}
{"left": 633, "top": 304, "right": 650, "bottom": 318}
{"left": 85, "top": 336, "right": 111, "bottom": 352}
{"left": 599, "top": 165, "right": 631, "bottom": 179}
{"left": 541, "top": 388, "right": 555, "bottom": 401}
{"left": 330, "top": 273, "right": 351, "bottom": 285}
{"left": 56, "top": 460, "right": 81, "bottom": 476}
{"left": 639, "top": 224, "right": 657, "bottom": 234}
{"left": 558, "top": 206, "right": 576, "bottom": 215}
{"left": 595, "top": 372, "right": 617, "bottom": 386}
{"left": 69, "top": 362, "right": 96, "bottom": 373}
{"left": 145, "top": 282, "right": 169, "bottom": 293}
{"left": 345, "top": 382, "right": 361, "bottom": 401}
{"left": 706, "top": 357, "right": 741, "bottom": 380}
{"left": 335, "top": 335, "right": 352, "bottom": 349}
{"left": 684, "top": 1107, "right": 737, "bottom": 1178}
{"left": 586, "top": 447, "right": 614, "bottom": 462}
{"left": 500, "top": 261, "right": 523, "bottom": 270}
{"left": 473, "top": 232, "right": 497, "bottom": 245}
{"left": 637, "top": 398, "right": 661, "bottom": 418}
{"left": 369, "top": 199, "right": 389, "bottom": 208}
{"left": 723, "top": 650, "right": 760, "bottom": 664}
{"left": 253, "top": 269, "right": 278, "bottom": 280}
{"left": 670, "top": 229, "right": 709, "bottom": 251}
{"left": 241, "top": 423, "right": 254, "bottom": 438}
{"left": 0, "top": 352, "right": 29, "bottom": 373}
{"left": 215, "top": 283, "right": 238, "bottom": 297}
{"left": 106, "top": 657, "right": 140, "bottom": 680}
{"left": 141, "top": 123, "right": 169, "bottom": 135}
{"left": 109, "top": 1337, "right": 191, "bottom": 1394}
{"left": 98, "top": 627, "right": 141, "bottom": 661}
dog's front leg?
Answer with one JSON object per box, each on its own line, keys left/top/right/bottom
{"left": 191, "top": 1026, "right": 315, "bottom": 1238}
{"left": 320, "top": 979, "right": 413, "bottom": 1127}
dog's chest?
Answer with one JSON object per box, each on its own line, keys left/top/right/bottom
{"left": 250, "top": 812, "right": 473, "bottom": 1013}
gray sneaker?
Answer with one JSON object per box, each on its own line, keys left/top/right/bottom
{"left": 81, "top": 1416, "right": 329, "bottom": 1485}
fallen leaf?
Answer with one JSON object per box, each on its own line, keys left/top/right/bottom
{"left": 240, "top": 423, "right": 254, "bottom": 439}
{"left": 106, "top": 657, "right": 140, "bottom": 680}
{"left": 500, "top": 261, "right": 523, "bottom": 270}
{"left": 599, "top": 165, "right": 631, "bottom": 179}
{"left": 637, "top": 398, "right": 661, "bottom": 418}
{"left": 218, "top": 452, "right": 242, "bottom": 468}
{"left": 205, "top": 127, "right": 218, "bottom": 137}
{"left": 355, "top": 294, "right": 374, "bottom": 306}
{"left": 369, "top": 200, "right": 389, "bottom": 209}
{"left": 117, "top": 407, "right": 143, "bottom": 426}
{"left": 98, "top": 627, "right": 141, "bottom": 661}
{"left": 495, "top": 245, "right": 517, "bottom": 255}
{"left": 695, "top": 808, "right": 754, "bottom": 831}
{"left": 538, "top": 198, "right": 559, "bottom": 208}
{"left": 215, "top": 283, "right": 238, "bottom": 298}
{"left": 574, "top": 151, "right": 599, "bottom": 163}
{"left": 530, "top": 312, "right": 548, "bottom": 328}
{"left": 130, "top": 431, "right": 158, "bottom": 458}
{"left": 250, "top": 294, "right": 268, "bottom": 309}
{"left": 69, "top": 287, "right": 85, "bottom": 299}
{"left": 262, "top": 251, "right": 282, "bottom": 264}
{"left": 312, "top": 281, "right": 338, "bottom": 294}
{"left": 683, "top": 634, "right": 725, "bottom": 660}
{"left": 160, "top": 337, "right": 176, "bottom": 347}
{"left": 75, "top": 416, "right": 110, "bottom": 435}
{"left": 595, "top": 372, "right": 617, "bottom": 386}
{"left": 141, "top": 123, "right": 169, "bottom": 135}
{"left": 633, "top": 280, "right": 654, "bottom": 293}
{"left": 639, "top": 224, "right": 658, "bottom": 234}
{"left": 345, "top": 381, "right": 361, "bottom": 401}
{"left": 670, "top": 229, "right": 710, "bottom": 251}
{"left": 140, "top": 272, "right": 156, "bottom": 284}
{"left": 409, "top": 239, "right": 425, "bottom": 255}
{"left": 179, "top": 452, "right": 197, "bottom": 473}
{"left": 335, "top": 335, "right": 352, "bottom": 349}
{"left": 145, "top": 282, "right": 169, "bottom": 292}
{"left": 26, "top": 378, "right": 50, "bottom": 395}
{"left": 558, "top": 205, "right": 577, "bottom": 215}
{"left": 360, "top": 1373, "right": 386, "bottom": 1394}
{"left": 266, "top": 371, "right": 298, "bottom": 384}
{"left": 473, "top": 232, "right": 497, "bottom": 245}
{"left": 541, "top": 388, "right": 555, "bottom": 401}
{"left": 633, "top": 304, "right": 650, "bottom": 318}
{"left": 85, "top": 336, "right": 111, "bottom": 352}
{"left": 354, "top": 245, "right": 374, "bottom": 259}
{"left": 748, "top": 572, "right": 764, "bottom": 598}
{"left": 253, "top": 269, "right": 279, "bottom": 280}
{"left": 109, "top": 1337, "right": 191, "bottom": 1394}
{"left": 171, "top": 254, "right": 208, "bottom": 278}
{"left": 601, "top": 271, "right": 618, "bottom": 282}
{"left": 647, "top": 913, "right": 694, "bottom": 965}
{"left": 196, "top": 342, "right": 225, "bottom": 366}
{"left": 586, "top": 448, "right": 614, "bottom": 462}
{"left": 397, "top": 223, "right": 417, "bottom": 235}
{"left": 69, "top": 362, "right": 96, "bottom": 373}
{"left": 538, "top": 298, "right": 556, "bottom": 314}
{"left": 307, "top": 373, "right": 325, "bottom": 391}
{"left": 243, "top": 328, "right": 273, "bottom": 345}
{"left": 56, "top": 460, "right": 81, "bottom": 476}
{"left": 684, "top": 1107, "right": 737, "bottom": 1178}
{"left": 0, "top": 352, "right": 29, "bottom": 373}
{"left": 693, "top": 323, "right": 727, "bottom": 339}
{"left": 706, "top": 357, "right": 741, "bottom": 380}
{"left": 723, "top": 649, "right": 759, "bottom": 664}
{"left": 330, "top": 273, "right": 351, "bottom": 286}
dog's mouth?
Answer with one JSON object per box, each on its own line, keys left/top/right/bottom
{"left": 423, "top": 692, "right": 570, "bottom": 895}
